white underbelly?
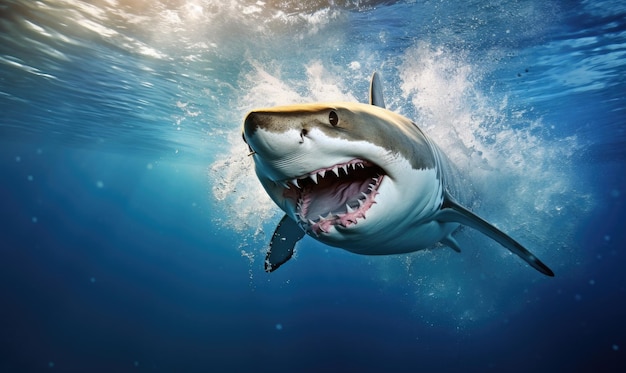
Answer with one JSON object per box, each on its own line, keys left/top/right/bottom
{"left": 318, "top": 220, "right": 460, "bottom": 256}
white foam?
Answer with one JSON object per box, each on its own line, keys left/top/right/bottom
{"left": 209, "top": 137, "right": 276, "bottom": 273}
{"left": 398, "top": 42, "right": 593, "bottom": 242}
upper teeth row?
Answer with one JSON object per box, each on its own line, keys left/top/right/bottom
{"left": 280, "top": 161, "right": 366, "bottom": 189}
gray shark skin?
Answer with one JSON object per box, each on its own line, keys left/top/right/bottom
{"left": 242, "top": 73, "right": 554, "bottom": 277}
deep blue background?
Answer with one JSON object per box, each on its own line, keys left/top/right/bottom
{"left": 1, "top": 0, "right": 625, "bottom": 372}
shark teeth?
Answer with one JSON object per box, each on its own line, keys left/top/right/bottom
{"left": 301, "top": 175, "right": 384, "bottom": 235}
{"left": 279, "top": 158, "right": 385, "bottom": 236}
{"left": 280, "top": 159, "right": 371, "bottom": 188}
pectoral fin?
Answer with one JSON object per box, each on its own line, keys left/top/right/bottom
{"left": 436, "top": 191, "right": 555, "bottom": 277}
{"left": 265, "top": 214, "right": 306, "bottom": 272}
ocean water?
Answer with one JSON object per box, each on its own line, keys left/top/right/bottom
{"left": 1, "top": 0, "right": 625, "bottom": 372}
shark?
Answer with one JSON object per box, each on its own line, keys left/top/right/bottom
{"left": 242, "top": 72, "right": 554, "bottom": 277}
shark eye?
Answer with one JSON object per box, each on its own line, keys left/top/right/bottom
{"left": 329, "top": 111, "right": 339, "bottom": 126}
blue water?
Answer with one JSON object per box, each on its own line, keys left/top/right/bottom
{"left": 1, "top": 0, "right": 625, "bottom": 372}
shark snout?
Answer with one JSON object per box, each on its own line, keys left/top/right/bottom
{"left": 243, "top": 111, "right": 307, "bottom": 159}
{"left": 242, "top": 111, "right": 266, "bottom": 139}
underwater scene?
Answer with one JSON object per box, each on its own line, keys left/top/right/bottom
{"left": 1, "top": 0, "right": 625, "bottom": 372}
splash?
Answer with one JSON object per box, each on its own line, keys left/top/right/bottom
{"left": 398, "top": 42, "right": 593, "bottom": 255}
{"left": 237, "top": 60, "right": 357, "bottom": 108}
{"left": 209, "top": 129, "right": 277, "bottom": 274}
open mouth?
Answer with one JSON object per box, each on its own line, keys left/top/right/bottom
{"left": 280, "top": 159, "right": 385, "bottom": 235}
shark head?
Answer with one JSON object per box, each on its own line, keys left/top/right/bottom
{"left": 242, "top": 101, "right": 443, "bottom": 251}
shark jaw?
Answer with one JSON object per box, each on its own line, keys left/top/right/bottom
{"left": 276, "top": 158, "right": 385, "bottom": 236}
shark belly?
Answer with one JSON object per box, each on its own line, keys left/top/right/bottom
{"left": 332, "top": 220, "right": 461, "bottom": 256}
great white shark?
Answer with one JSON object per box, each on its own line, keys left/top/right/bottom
{"left": 242, "top": 72, "right": 554, "bottom": 277}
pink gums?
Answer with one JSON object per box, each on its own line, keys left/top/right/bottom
{"left": 309, "top": 188, "right": 380, "bottom": 235}
{"left": 280, "top": 159, "right": 384, "bottom": 236}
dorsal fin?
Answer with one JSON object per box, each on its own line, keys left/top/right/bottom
{"left": 369, "top": 72, "right": 386, "bottom": 108}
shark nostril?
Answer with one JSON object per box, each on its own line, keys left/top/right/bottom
{"left": 299, "top": 128, "right": 308, "bottom": 143}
